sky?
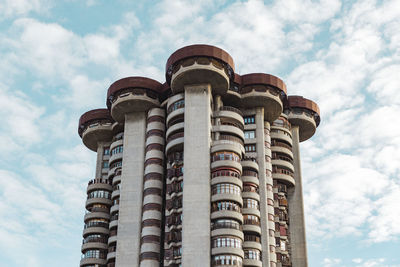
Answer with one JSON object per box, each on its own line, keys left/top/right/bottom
{"left": 0, "top": 0, "right": 399, "bottom": 266}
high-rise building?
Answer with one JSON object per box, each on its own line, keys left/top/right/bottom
{"left": 78, "top": 44, "right": 320, "bottom": 267}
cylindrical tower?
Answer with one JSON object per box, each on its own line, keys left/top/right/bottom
{"left": 81, "top": 178, "right": 112, "bottom": 267}
{"left": 285, "top": 96, "right": 320, "bottom": 267}
{"left": 270, "top": 114, "right": 295, "bottom": 267}
{"left": 164, "top": 92, "right": 185, "bottom": 267}
{"left": 241, "top": 73, "right": 287, "bottom": 267}
{"left": 107, "top": 77, "right": 163, "bottom": 266}
{"left": 140, "top": 108, "right": 166, "bottom": 267}
{"left": 78, "top": 109, "right": 114, "bottom": 267}
{"left": 211, "top": 97, "right": 245, "bottom": 266}
{"left": 166, "top": 44, "right": 235, "bottom": 267}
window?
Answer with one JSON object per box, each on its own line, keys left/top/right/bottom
{"left": 244, "top": 116, "right": 255, "bottom": 124}
{"left": 111, "top": 145, "right": 123, "bottom": 156}
{"left": 103, "top": 148, "right": 110, "bottom": 155}
{"left": 212, "top": 255, "right": 242, "bottom": 265}
{"left": 244, "top": 249, "right": 261, "bottom": 260}
{"left": 244, "top": 130, "right": 255, "bottom": 139}
{"left": 212, "top": 184, "right": 241, "bottom": 195}
{"left": 102, "top": 161, "right": 109, "bottom": 168}
{"left": 243, "top": 198, "right": 259, "bottom": 210}
{"left": 245, "top": 144, "right": 256, "bottom": 152}
{"left": 212, "top": 236, "right": 242, "bottom": 248}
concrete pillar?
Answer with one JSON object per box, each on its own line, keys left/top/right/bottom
{"left": 116, "top": 112, "right": 147, "bottom": 267}
{"left": 95, "top": 142, "right": 105, "bottom": 178}
{"left": 288, "top": 126, "right": 308, "bottom": 267}
{"left": 182, "top": 84, "right": 212, "bottom": 267}
{"left": 254, "top": 108, "right": 271, "bottom": 267}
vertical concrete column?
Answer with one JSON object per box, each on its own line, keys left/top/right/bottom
{"left": 254, "top": 108, "right": 271, "bottom": 267}
{"left": 182, "top": 84, "right": 212, "bottom": 267}
{"left": 116, "top": 112, "right": 147, "bottom": 267}
{"left": 95, "top": 142, "right": 105, "bottom": 178}
{"left": 288, "top": 126, "right": 308, "bottom": 267}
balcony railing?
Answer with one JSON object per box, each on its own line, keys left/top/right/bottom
{"left": 219, "top": 106, "right": 243, "bottom": 116}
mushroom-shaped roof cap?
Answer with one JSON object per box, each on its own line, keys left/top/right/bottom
{"left": 233, "top": 73, "right": 242, "bottom": 84}
{"left": 288, "top": 95, "right": 320, "bottom": 126}
{"left": 78, "top": 108, "right": 113, "bottom": 137}
{"left": 241, "top": 73, "right": 287, "bottom": 94}
{"left": 165, "top": 44, "right": 235, "bottom": 82}
{"left": 107, "top": 76, "right": 163, "bottom": 107}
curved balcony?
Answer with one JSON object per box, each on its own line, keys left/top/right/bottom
{"left": 111, "top": 189, "right": 120, "bottom": 200}
{"left": 80, "top": 257, "right": 107, "bottom": 267}
{"left": 166, "top": 122, "right": 184, "bottom": 140}
{"left": 243, "top": 241, "right": 262, "bottom": 251}
{"left": 83, "top": 227, "right": 109, "bottom": 237}
{"left": 272, "top": 159, "right": 294, "bottom": 173}
{"left": 146, "top": 121, "right": 165, "bottom": 133}
{"left": 166, "top": 93, "right": 184, "bottom": 111}
{"left": 211, "top": 247, "right": 244, "bottom": 258}
{"left": 112, "top": 174, "right": 121, "bottom": 186}
{"left": 81, "top": 241, "right": 108, "bottom": 252}
{"left": 166, "top": 132, "right": 184, "bottom": 155}
{"left": 211, "top": 160, "right": 242, "bottom": 174}
{"left": 108, "top": 235, "right": 117, "bottom": 245}
{"left": 242, "top": 192, "right": 260, "bottom": 202}
{"left": 241, "top": 160, "right": 259, "bottom": 172}
{"left": 241, "top": 175, "right": 259, "bottom": 187}
{"left": 242, "top": 208, "right": 261, "bottom": 218}
{"left": 109, "top": 220, "right": 118, "bottom": 229}
{"left": 270, "top": 131, "right": 293, "bottom": 146}
{"left": 272, "top": 170, "right": 295, "bottom": 187}
{"left": 166, "top": 45, "right": 234, "bottom": 95}
{"left": 84, "top": 212, "right": 110, "bottom": 223}
{"left": 211, "top": 176, "right": 243, "bottom": 189}
{"left": 213, "top": 125, "right": 244, "bottom": 140}
{"left": 211, "top": 193, "right": 243, "bottom": 206}
{"left": 87, "top": 180, "right": 112, "bottom": 194}
{"left": 110, "top": 204, "right": 119, "bottom": 214}
{"left": 166, "top": 106, "right": 184, "bottom": 126}
{"left": 211, "top": 210, "right": 243, "bottom": 224}
{"left": 145, "top": 150, "right": 164, "bottom": 161}
{"left": 107, "top": 251, "right": 116, "bottom": 261}
{"left": 271, "top": 146, "right": 293, "bottom": 159}
{"left": 215, "top": 109, "right": 244, "bottom": 126}
{"left": 242, "top": 224, "right": 261, "bottom": 235}
{"left": 109, "top": 153, "right": 123, "bottom": 167}
{"left": 211, "top": 228, "right": 244, "bottom": 240}
{"left": 243, "top": 258, "right": 262, "bottom": 267}
{"left": 109, "top": 139, "right": 123, "bottom": 151}
{"left": 211, "top": 142, "right": 244, "bottom": 157}
{"left": 146, "top": 135, "right": 164, "bottom": 147}
{"left": 85, "top": 198, "right": 112, "bottom": 210}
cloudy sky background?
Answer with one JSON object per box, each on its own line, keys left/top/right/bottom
{"left": 0, "top": 0, "right": 399, "bottom": 266}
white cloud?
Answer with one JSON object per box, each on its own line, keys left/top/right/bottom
{"left": 0, "top": 88, "right": 44, "bottom": 148}
{"left": 0, "top": 0, "right": 51, "bottom": 18}
{"left": 323, "top": 258, "right": 342, "bottom": 267}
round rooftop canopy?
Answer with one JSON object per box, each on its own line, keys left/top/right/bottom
{"left": 106, "top": 76, "right": 163, "bottom": 108}
{"left": 288, "top": 95, "right": 320, "bottom": 126}
{"left": 165, "top": 44, "right": 235, "bottom": 83}
{"left": 78, "top": 108, "right": 113, "bottom": 137}
{"left": 241, "top": 73, "right": 287, "bottom": 95}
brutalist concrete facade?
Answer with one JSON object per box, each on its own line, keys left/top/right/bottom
{"left": 78, "top": 44, "right": 320, "bottom": 267}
